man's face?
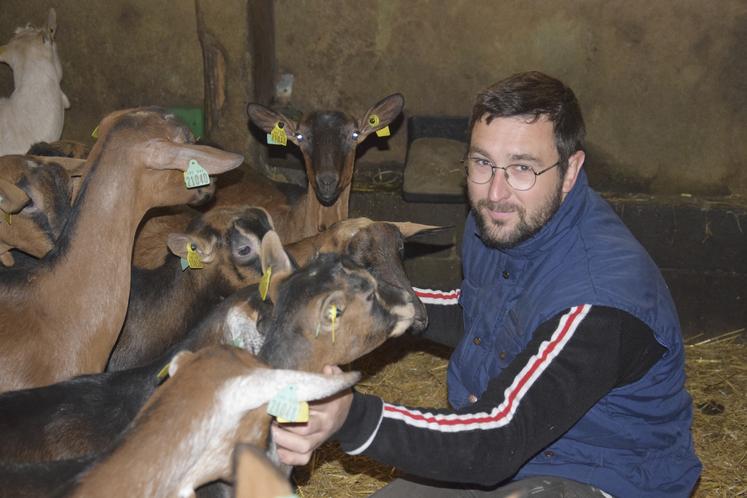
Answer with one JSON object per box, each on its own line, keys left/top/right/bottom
{"left": 467, "top": 115, "right": 580, "bottom": 249}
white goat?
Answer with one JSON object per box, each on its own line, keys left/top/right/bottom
{"left": 0, "top": 8, "right": 70, "bottom": 156}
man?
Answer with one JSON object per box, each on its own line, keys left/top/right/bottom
{"left": 271, "top": 71, "right": 702, "bottom": 497}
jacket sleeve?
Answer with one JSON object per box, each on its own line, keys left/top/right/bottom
{"left": 413, "top": 287, "right": 464, "bottom": 348}
{"left": 333, "top": 305, "right": 664, "bottom": 487}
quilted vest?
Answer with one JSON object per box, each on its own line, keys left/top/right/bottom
{"left": 448, "top": 170, "right": 701, "bottom": 497}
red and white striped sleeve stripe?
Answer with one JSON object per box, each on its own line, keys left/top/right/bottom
{"left": 347, "top": 304, "right": 592, "bottom": 454}
{"left": 413, "top": 287, "right": 461, "bottom": 305}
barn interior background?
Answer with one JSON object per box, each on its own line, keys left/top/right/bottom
{"left": 2, "top": 1, "right": 745, "bottom": 495}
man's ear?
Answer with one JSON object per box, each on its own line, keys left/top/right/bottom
{"left": 561, "top": 150, "right": 585, "bottom": 196}
{"left": 167, "top": 233, "right": 216, "bottom": 264}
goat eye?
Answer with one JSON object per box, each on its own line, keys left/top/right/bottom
{"left": 238, "top": 246, "right": 252, "bottom": 256}
{"left": 352, "top": 131, "right": 360, "bottom": 140}
{"left": 295, "top": 133, "right": 304, "bottom": 141}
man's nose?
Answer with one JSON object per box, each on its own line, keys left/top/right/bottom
{"left": 487, "top": 169, "right": 512, "bottom": 202}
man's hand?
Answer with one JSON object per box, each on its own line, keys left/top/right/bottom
{"left": 271, "top": 365, "right": 354, "bottom": 466}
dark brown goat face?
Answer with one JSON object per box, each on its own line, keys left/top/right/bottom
{"left": 344, "top": 223, "right": 429, "bottom": 332}
{"left": 247, "top": 94, "right": 405, "bottom": 207}
{"left": 0, "top": 155, "right": 82, "bottom": 266}
{"left": 92, "top": 107, "right": 243, "bottom": 209}
{"left": 259, "top": 252, "right": 416, "bottom": 370}
{"left": 166, "top": 206, "right": 275, "bottom": 289}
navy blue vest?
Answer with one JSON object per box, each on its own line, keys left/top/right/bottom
{"left": 448, "top": 171, "right": 701, "bottom": 497}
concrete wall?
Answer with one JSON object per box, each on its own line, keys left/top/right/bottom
{"left": 2, "top": 1, "right": 745, "bottom": 196}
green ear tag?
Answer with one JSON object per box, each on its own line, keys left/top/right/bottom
{"left": 268, "top": 385, "right": 310, "bottom": 423}
{"left": 184, "top": 159, "right": 211, "bottom": 189}
{"left": 157, "top": 361, "right": 171, "bottom": 380}
{"left": 259, "top": 266, "right": 272, "bottom": 301}
{"left": 180, "top": 258, "right": 189, "bottom": 271}
{"left": 368, "top": 114, "right": 381, "bottom": 127}
{"left": 268, "top": 122, "right": 287, "bottom": 146}
{"left": 186, "top": 243, "right": 204, "bottom": 269}
{"left": 375, "top": 125, "right": 391, "bottom": 137}
{"left": 91, "top": 126, "right": 99, "bottom": 139}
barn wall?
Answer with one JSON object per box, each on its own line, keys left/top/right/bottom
{"left": 1, "top": 1, "right": 745, "bottom": 196}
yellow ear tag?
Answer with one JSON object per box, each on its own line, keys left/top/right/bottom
{"left": 267, "top": 122, "right": 287, "bottom": 146}
{"left": 268, "top": 384, "right": 310, "bottom": 423}
{"left": 186, "top": 243, "right": 204, "bottom": 269}
{"left": 2, "top": 212, "right": 11, "bottom": 225}
{"left": 157, "top": 361, "right": 171, "bottom": 381}
{"left": 368, "top": 114, "right": 390, "bottom": 137}
{"left": 375, "top": 125, "right": 391, "bottom": 137}
{"left": 259, "top": 266, "right": 272, "bottom": 301}
{"left": 184, "top": 159, "right": 211, "bottom": 189}
{"left": 328, "top": 304, "right": 337, "bottom": 344}
{"left": 276, "top": 402, "right": 309, "bottom": 424}
{"left": 91, "top": 126, "right": 99, "bottom": 139}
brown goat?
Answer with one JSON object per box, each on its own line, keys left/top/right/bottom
{"left": 62, "top": 346, "right": 359, "bottom": 498}
{"left": 211, "top": 95, "right": 405, "bottom": 243}
{"left": 107, "top": 205, "right": 276, "bottom": 371}
{"left": 0, "top": 154, "right": 86, "bottom": 266}
{"left": 0, "top": 107, "right": 243, "bottom": 392}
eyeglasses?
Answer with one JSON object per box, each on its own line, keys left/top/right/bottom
{"left": 463, "top": 156, "right": 562, "bottom": 191}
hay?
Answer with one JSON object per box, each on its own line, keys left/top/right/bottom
{"left": 294, "top": 330, "right": 747, "bottom": 497}
{"left": 685, "top": 329, "right": 747, "bottom": 497}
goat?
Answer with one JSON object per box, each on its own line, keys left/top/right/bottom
{"left": 12, "top": 346, "right": 359, "bottom": 498}
{"left": 112, "top": 216, "right": 438, "bottom": 371}
{"left": 209, "top": 94, "right": 404, "bottom": 243}
{"left": 0, "top": 107, "right": 242, "bottom": 392}
{"left": 0, "top": 223, "right": 419, "bottom": 466}
{"left": 107, "top": 205, "right": 275, "bottom": 371}
{"left": 0, "top": 154, "right": 86, "bottom": 267}
{"left": 0, "top": 8, "right": 70, "bottom": 156}
{"left": 285, "top": 217, "right": 444, "bottom": 334}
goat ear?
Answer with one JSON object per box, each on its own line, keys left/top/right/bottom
{"left": 260, "top": 231, "right": 292, "bottom": 302}
{"left": 358, "top": 93, "right": 405, "bottom": 138}
{"left": 45, "top": 8, "right": 57, "bottom": 42}
{"left": 246, "top": 103, "right": 300, "bottom": 145}
{"left": 142, "top": 139, "right": 243, "bottom": 175}
{"left": 318, "top": 290, "right": 346, "bottom": 332}
{"left": 386, "top": 221, "right": 450, "bottom": 239}
{"left": 0, "top": 244, "right": 15, "bottom": 267}
{"left": 0, "top": 178, "right": 30, "bottom": 214}
{"left": 34, "top": 157, "right": 89, "bottom": 177}
{"left": 168, "top": 350, "right": 196, "bottom": 377}
{"left": 233, "top": 444, "right": 293, "bottom": 498}
{"left": 167, "top": 233, "right": 216, "bottom": 264}
{"left": 256, "top": 368, "right": 361, "bottom": 403}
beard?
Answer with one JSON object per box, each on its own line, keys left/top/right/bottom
{"left": 470, "top": 184, "right": 563, "bottom": 250}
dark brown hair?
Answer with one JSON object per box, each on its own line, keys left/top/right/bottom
{"left": 469, "top": 71, "right": 585, "bottom": 176}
